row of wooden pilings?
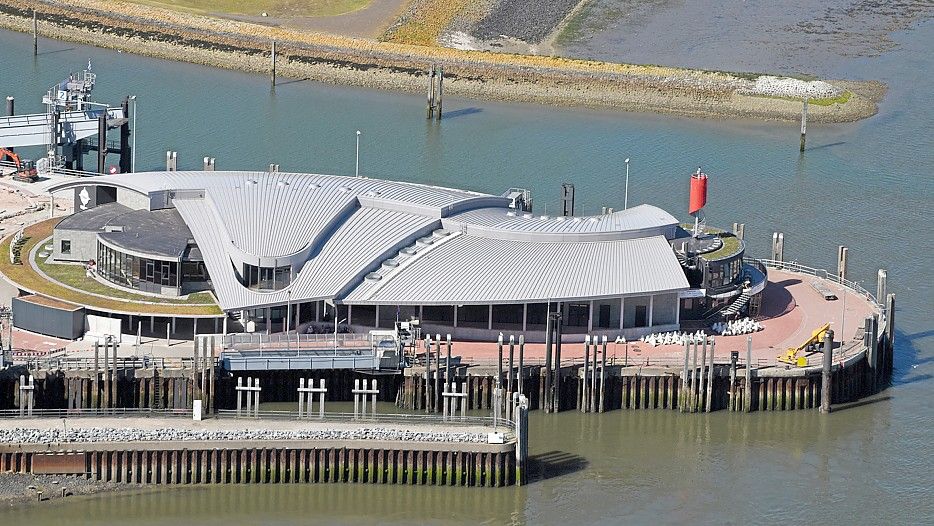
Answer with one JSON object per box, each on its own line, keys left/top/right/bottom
{"left": 396, "top": 307, "right": 895, "bottom": 414}
{"left": 0, "top": 447, "right": 516, "bottom": 487}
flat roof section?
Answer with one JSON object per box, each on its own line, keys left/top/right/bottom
{"left": 57, "top": 202, "right": 193, "bottom": 259}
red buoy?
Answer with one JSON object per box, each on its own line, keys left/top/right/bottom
{"left": 688, "top": 168, "right": 707, "bottom": 215}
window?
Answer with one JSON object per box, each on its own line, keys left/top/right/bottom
{"left": 60, "top": 240, "right": 71, "bottom": 254}
{"left": 242, "top": 263, "right": 291, "bottom": 291}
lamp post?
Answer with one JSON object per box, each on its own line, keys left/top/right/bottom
{"left": 129, "top": 95, "right": 137, "bottom": 173}
{"left": 624, "top": 157, "right": 630, "bottom": 209}
{"left": 335, "top": 317, "right": 347, "bottom": 355}
{"left": 355, "top": 130, "right": 361, "bottom": 177}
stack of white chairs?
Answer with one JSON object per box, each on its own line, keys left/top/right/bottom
{"left": 639, "top": 330, "right": 711, "bottom": 347}
{"left": 711, "top": 317, "right": 763, "bottom": 336}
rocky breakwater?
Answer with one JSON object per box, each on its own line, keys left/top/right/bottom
{"left": 0, "top": 0, "right": 883, "bottom": 122}
{"left": 1, "top": 427, "right": 488, "bottom": 444}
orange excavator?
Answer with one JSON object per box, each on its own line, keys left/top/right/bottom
{"left": 0, "top": 148, "right": 38, "bottom": 183}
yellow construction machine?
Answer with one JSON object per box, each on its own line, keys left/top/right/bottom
{"left": 777, "top": 322, "right": 831, "bottom": 367}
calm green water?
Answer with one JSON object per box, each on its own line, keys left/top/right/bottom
{"left": 0, "top": 14, "right": 931, "bottom": 524}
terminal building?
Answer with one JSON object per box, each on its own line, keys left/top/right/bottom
{"left": 40, "top": 170, "right": 765, "bottom": 341}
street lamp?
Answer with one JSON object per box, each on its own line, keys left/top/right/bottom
{"left": 355, "top": 130, "right": 361, "bottom": 177}
{"left": 334, "top": 317, "right": 347, "bottom": 355}
{"left": 623, "top": 157, "right": 630, "bottom": 210}
{"left": 286, "top": 289, "right": 292, "bottom": 353}
{"left": 129, "top": 95, "right": 137, "bottom": 173}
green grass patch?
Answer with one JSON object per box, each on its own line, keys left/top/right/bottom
{"left": 0, "top": 219, "right": 221, "bottom": 316}
{"left": 808, "top": 90, "right": 852, "bottom": 106}
{"left": 127, "top": 0, "right": 371, "bottom": 18}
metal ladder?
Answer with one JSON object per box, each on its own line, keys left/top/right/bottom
{"left": 151, "top": 369, "right": 163, "bottom": 409}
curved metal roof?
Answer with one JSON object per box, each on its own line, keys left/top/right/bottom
{"left": 49, "top": 172, "right": 687, "bottom": 310}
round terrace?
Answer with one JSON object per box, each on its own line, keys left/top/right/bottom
{"left": 446, "top": 265, "right": 882, "bottom": 370}
{"left": 0, "top": 218, "right": 224, "bottom": 341}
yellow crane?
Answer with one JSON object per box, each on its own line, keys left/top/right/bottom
{"left": 777, "top": 322, "right": 832, "bottom": 367}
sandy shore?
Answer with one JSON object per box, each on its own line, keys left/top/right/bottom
{"left": 0, "top": 0, "right": 884, "bottom": 123}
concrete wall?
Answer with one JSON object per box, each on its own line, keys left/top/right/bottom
{"left": 52, "top": 229, "right": 98, "bottom": 263}
{"left": 117, "top": 187, "right": 150, "bottom": 210}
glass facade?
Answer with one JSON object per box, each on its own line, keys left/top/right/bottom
{"left": 97, "top": 242, "right": 181, "bottom": 294}
{"left": 242, "top": 263, "right": 292, "bottom": 291}
{"left": 705, "top": 256, "right": 743, "bottom": 290}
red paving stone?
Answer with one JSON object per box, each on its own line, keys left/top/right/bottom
{"left": 449, "top": 269, "right": 879, "bottom": 365}
{"left": 10, "top": 328, "right": 69, "bottom": 355}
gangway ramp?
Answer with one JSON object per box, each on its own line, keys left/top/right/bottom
{"left": 0, "top": 107, "right": 125, "bottom": 149}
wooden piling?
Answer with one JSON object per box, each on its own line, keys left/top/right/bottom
{"left": 32, "top": 10, "right": 38, "bottom": 55}
{"left": 426, "top": 67, "right": 435, "bottom": 119}
{"left": 436, "top": 66, "right": 443, "bottom": 120}
{"left": 270, "top": 41, "right": 277, "bottom": 86}
{"left": 820, "top": 329, "right": 834, "bottom": 413}
{"left": 706, "top": 339, "right": 715, "bottom": 412}
{"left": 800, "top": 99, "right": 808, "bottom": 152}
{"left": 745, "top": 336, "right": 753, "bottom": 412}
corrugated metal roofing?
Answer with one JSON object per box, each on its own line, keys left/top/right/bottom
{"left": 52, "top": 171, "right": 689, "bottom": 311}
{"left": 175, "top": 196, "right": 436, "bottom": 310}
{"left": 443, "top": 204, "right": 678, "bottom": 241}
{"left": 344, "top": 234, "right": 688, "bottom": 305}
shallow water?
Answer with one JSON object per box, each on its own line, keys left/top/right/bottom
{"left": 0, "top": 12, "right": 931, "bottom": 524}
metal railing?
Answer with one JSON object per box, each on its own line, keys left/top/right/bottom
{"left": 215, "top": 409, "right": 516, "bottom": 434}
{"left": 0, "top": 407, "right": 192, "bottom": 419}
{"left": 20, "top": 355, "right": 203, "bottom": 370}
{"left": 756, "top": 258, "right": 882, "bottom": 310}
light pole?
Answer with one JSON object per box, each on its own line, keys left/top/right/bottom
{"left": 129, "top": 95, "right": 137, "bottom": 173}
{"left": 334, "top": 317, "right": 347, "bottom": 355}
{"left": 624, "top": 157, "right": 630, "bottom": 209}
{"left": 355, "top": 130, "right": 361, "bottom": 177}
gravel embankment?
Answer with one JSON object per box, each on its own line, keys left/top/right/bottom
{"left": 1, "top": 427, "right": 488, "bottom": 444}
{"left": 472, "top": 0, "right": 582, "bottom": 43}
{"left": 0, "top": 0, "right": 883, "bottom": 123}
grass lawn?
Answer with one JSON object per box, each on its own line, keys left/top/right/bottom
{"left": 127, "top": 0, "right": 371, "bottom": 17}
{"left": 0, "top": 218, "right": 222, "bottom": 316}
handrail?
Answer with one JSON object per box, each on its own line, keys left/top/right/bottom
{"left": 756, "top": 258, "right": 884, "bottom": 311}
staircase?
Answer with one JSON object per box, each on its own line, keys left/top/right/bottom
{"left": 720, "top": 288, "right": 752, "bottom": 318}
{"left": 151, "top": 369, "right": 163, "bottom": 410}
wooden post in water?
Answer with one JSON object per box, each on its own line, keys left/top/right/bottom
{"left": 517, "top": 335, "right": 525, "bottom": 397}
{"left": 270, "top": 41, "right": 277, "bottom": 87}
{"left": 436, "top": 334, "right": 444, "bottom": 412}
{"left": 680, "top": 340, "right": 689, "bottom": 412}
{"left": 729, "top": 350, "right": 738, "bottom": 411}
{"left": 103, "top": 340, "right": 111, "bottom": 409}
{"left": 507, "top": 335, "right": 515, "bottom": 419}
{"left": 553, "top": 311, "right": 563, "bottom": 413}
{"left": 706, "top": 339, "right": 715, "bottom": 412}
{"left": 209, "top": 336, "right": 216, "bottom": 414}
{"left": 820, "top": 329, "right": 834, "bottom": 413}
{"left": 599, "top": 336, "right": 607, "bottom": 413}
{"left": 699, "top": 338, "right": 707, "bottom": 412}
{"left": 581, "top": 335, "right": 590, "bottom": 412}
{"left": 745, "top": 336, "right": 753, "bottom": 412}
{"left": 426, "top": 67, "right": 435, "bottom": 119}
{"left": 800, "top": 99, "right": 808, "bottom": 152}
{"left": 33, "top": 10, "right": 38, "bottom": 56}
{"left": 543, "top": 313, "right": 553, "bottom": 413}
{"left": 690, "top": 339, "right": 698, "bottom": 413}
{"left": 885, "top": 293, "right": 896, "bottom": 377}
{"left": 93, "top": 342, "right": 100, "bottom": 409}
{"left": 435, "top": 66, "right": 443, "bottom": 120}
{"left": 424, "top": 335, "right": 432, "bottom": 412}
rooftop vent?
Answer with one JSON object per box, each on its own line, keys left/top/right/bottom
{"left": 506, "top": 211, "right": 516, "bottom": 217}
{"left": 365, "top": 272, "right": 382, "bottom": 281}
{"left": 401, "top": 247, "right": 417, "bottom": 256}
{"left": 523, "top": 213, "right": 533, "bottom": 219}
{"left": 338, "top": 186, "right": 353, "bottom": 193}
{"left": 382, "top": 259, "right": 400, "bottom": 268}
{"left": 277, "top": 181, "right": 289, "bottom": 187}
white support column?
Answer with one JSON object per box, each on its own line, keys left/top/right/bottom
{"left": 648, "top": 295, "right": 654, "bottom": 328}
{"left": 266, "top": 307, "right": 271, "bottom": 334}
{"left": 522, "top": 304, "right": 528, "bottom": 332}
{"left": 347, "top": 304, "right": 353, "bottom": 325}
{"left": 419, "top": 305, "right": 424, "bottom": 322}
{"left": 453, "top": 306, "right": 458, "bottom": 328}
{"left": 295, "top": 302, "right": 301, "bottom": 329}
{"left": 374, "top": 304, "right": 380, "bottom": 327}
{"left": 488, "top": 304, "right": 493, "bottom": 331}
{"left": 588, "top": 300, "right": 594, "bottom": 332}
{"left": 675, "top": 296, "right": 681, "bottom": 328}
